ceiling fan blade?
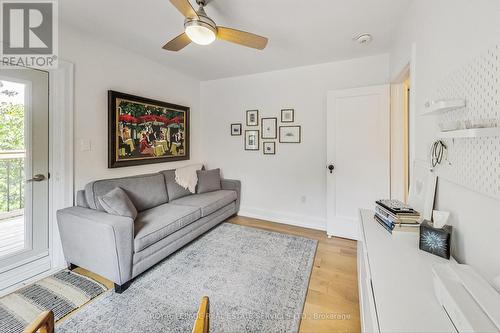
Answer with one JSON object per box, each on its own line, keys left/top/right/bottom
{"left": 162, "top": 32, "right": 191, "bottom": 51}
{"left": 217, "top": 27, "right": 268, "bottom": 50}
{"left": 169, "top": 0, "right": 199, "bottom": 19}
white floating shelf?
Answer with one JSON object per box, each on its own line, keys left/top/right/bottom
{"left": 437, "top": 127, "right": 500, "bottom": 138}
{"left": 422, "top": 99, "right": 466, "bottom": 116}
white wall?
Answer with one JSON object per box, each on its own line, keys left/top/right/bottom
{"left": 200, "top": 55, "right": 390, "bottom": 230}
{"left": 59, "top": 26, "right": 202, "bottom": 191}
{"left": 390, "top": 0, "right": 500, "bottom": 282}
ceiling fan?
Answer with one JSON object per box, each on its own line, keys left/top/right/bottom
{"left": 163, "top": 0, "right": 268, "bottom": 51}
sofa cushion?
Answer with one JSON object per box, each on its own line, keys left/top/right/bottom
{"left": 85, "top": 173, "right": 168, "bottom": 212}
{"left": 160, "top": 169, "right": 192, "bottom": 201}
{"left": 134, "top": 204, "right": 201, "bottom": 252}
{"left": 98, "top": 187, "right": 137, "bottom": 219}
{"left": 196, "top": 169, "right": 221, "bottom": 194}
{"left": 170, "top": 190, "right": 237, "bottom": 217}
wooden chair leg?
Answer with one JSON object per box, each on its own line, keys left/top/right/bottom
{"left": 23, "top": 310, "right": 54, "bottom": 333}
{"left": 192, "top": 296, "right": 209, "bottom": 333}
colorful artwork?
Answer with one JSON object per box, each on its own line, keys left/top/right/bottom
{"left": 108, "top": 91, "right": 189, "bottom": 168}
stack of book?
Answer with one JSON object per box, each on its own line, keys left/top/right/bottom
{"left": 374, "top": 199, "right": 421, "bottom": 233}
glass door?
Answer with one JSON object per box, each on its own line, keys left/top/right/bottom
{"left": 0, "top": 66, "right": 49, "bottom": 287}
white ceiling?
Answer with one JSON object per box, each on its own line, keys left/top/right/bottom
{"left": 60, "top": 0, "right": 413, "bottom": 81}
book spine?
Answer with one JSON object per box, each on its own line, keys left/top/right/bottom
{"left": 374, "top": 215, "right": 393, "bottom": 234}
{"left": 375, "top": 205, "right": 397, "bottom": 222}
{"left": 374, "top": 213, "right": 394, "bottom": 231}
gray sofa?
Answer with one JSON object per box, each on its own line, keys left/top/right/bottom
{"left": 57, "top": 169, "right": 240, "bottom": 292}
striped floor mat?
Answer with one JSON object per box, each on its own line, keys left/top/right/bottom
{"left": 0, "top": 270, "right": 108, "bottom": 333}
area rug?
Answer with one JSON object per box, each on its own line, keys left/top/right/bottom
{"left": 0, "top": 270, "right": 108, "bottom": 333}
{"left": 57, "top": 223, "right": 318, "bottom": 333}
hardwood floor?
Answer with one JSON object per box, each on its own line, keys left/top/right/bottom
{"left": 76, "top": 216, "right": 361, "bottom": 332}
{"left": 229, "top": 216, "right": 360, "bottom": 333}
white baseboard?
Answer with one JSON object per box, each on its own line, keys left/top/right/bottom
{"left": 326, "top": 216, "right": 359, "bottom": 240}
{"left": 238, "top": 206, "right": 326, "bottom": 231}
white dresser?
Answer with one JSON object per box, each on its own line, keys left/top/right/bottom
{"left": 357, "top": 209, "right": 456, "bottom": 332}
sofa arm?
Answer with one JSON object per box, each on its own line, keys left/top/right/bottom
{"left": 221, "top": 179, "right": 241, "bottom": 212}
{"left": 57, "top": 206, "right": 134, "bottom": 285}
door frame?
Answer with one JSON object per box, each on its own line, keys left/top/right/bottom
{"left": 391, "top": 43, "right": 417, "bottom": 183}
{"left": 390, "top": 66, "right": 411, "bottom": 203}
{"left": 326, "top": 85, "right": 390, "bottom": 240}
{"left": 0, "top": 60, "right": 74, "bottom": 296}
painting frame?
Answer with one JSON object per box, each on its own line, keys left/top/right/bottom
{"left": 246, "top": 110, "right": 259, "bottom": 126}
{"left": 261, "top": 117, "right": 277, "bottom": 139}
{"left": 245, "top": 130, "right": 260, "bottom": 151}
{"left": 279, "top": 125, "right": 301, "bottom": 143}
{"left": 231, "top": 123, "right": 242, "bottom": 136}
{"left": 281, "top": 109, "right": 294, "bottom": 123}
{"left": 263, "top": 142, "right": 276, "bottom": 155}
{"left": 108, "top": 90, "right": 190, "bottom": 168}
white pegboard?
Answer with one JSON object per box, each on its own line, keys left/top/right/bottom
{"left": 432, "top": 44, "right": 500, "bottom": 200}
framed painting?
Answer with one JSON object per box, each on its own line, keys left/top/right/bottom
{"left": 108, "top": 90, "right": 190, "bottom": 168}
{"left": 231, "top": 123, "right": 242, "bottom": 136}
{"left": 281, "top": 109, "right": 294, "bottom": 123}
{"left": 261, "top": 117, "right": 277, "bottom": 139}
{"left": 246, "top": 110, "right": 259, "bottom": 126}
{"left": 279, "top": 125, "right": 301, "bottom": 143}
{"left": 263, "top": 142, "right": 276, "bottom": 155}
{"left": 245, "top": 130, "right": 259, "bottom": 150}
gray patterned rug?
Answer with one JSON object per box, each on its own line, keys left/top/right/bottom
{"left": 57, "top": 223, "right": 317, "bottom": 333}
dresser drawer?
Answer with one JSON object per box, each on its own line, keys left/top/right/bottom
{"left": 358, "top": 219, "right": 379, "bottom": 332}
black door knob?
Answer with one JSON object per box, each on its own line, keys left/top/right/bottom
{"left": 327, "top": 164, "right": 335, "bottom": 174}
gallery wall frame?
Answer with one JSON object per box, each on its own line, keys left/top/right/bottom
{"left": 246, "top": 110, "right": 259, "bottom": 126}
{"left": 245, "top": 130, "right": 260, "bottom": 150}
{"left": 263, "top": 142, "right": 276, "bottom": 155}
{"left": 281, "top": 109, "right": 294, "bottom": 123}
{"left": 279, "top": 125, "right": 301, "bottom": 143}
{"left": 261, "top": 117, "right": 277, "bottom": 139}
{"left": 231, "top": 123, "right": 242, "bottom": 136}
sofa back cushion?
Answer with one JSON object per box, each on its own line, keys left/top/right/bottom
{"left": 84, "top": 173, "right": 168, "bottom": 212}
{"left": 160, "top": 170, "right": 192, "bottom": 201}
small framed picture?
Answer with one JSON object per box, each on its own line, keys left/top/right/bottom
{"left": 279, "top": 126, "right": 301, "bottom": 143}
{"left": 263, "top": 142, "right": 276, "bottom": 155}
{"left": 281, "top": 109, "right": 294, "bottom": 123}
{"left": 261, "top": 117, "right": 277, "bottom": 139}
{"left": 246, "top": 110, "right": 259, "bottom": 126}
{"left": 245, "top": 130, "right": 259, "bottom": 150}
{"left": 231, "top": 123, "right": 242, "bottom": 136}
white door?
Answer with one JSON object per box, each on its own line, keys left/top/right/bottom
{"left": 0, "top": 67, "right": 50, "bottom": 291}
{"left": 326, "top": 85, "right": 390, "bottom": 240}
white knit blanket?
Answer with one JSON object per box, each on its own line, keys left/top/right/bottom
{"left": 175, "top": 163, "right": 203, "bottom": 193}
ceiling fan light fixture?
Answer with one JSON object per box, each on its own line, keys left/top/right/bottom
{"left": 184, "top": 21, "right": 216, "bottom": 45}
